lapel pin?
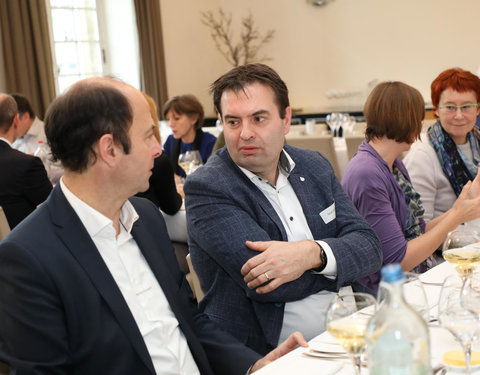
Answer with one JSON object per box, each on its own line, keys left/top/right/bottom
{"left": 300, "top": 177, "right": 305, "bottom": 181}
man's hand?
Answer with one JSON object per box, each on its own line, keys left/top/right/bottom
{"left": 241, "top": 240, "right": 322, "bottom": 294}
{"left": 250, "top": 332, "right": 308, "bottom": 373}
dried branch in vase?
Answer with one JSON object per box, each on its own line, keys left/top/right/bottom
{"left": 201, "top": 8, "right": 275, "bottom": 67}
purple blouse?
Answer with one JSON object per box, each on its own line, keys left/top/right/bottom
{"left": 341, "top": 141, "right": 425, "bottom": 292}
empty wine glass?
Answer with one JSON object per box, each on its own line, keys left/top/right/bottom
{"left": 178, "top": 150, "right": 203, "bottom": 176}
{"left": 438, "top": 275, "right": 480, "bottom": 374}
{"left": 461, "top": 269, "right": 480, "bottom": 316}
{"left": 326, "top": 292, "right": 377, "bottom": 374}
{"left": 378, "top": 272, "right": 429, "bottom": 322}
{"left": 326, "top": 112, "right": 341, "bottom": 137}
{"left": 442, "top": 227, "right": 480, "bottom": 281}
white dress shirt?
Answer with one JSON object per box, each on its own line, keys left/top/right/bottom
{"left": 13, "top": 117, "right": 46, "bottom": 154}
{"left": 60, "top": 179, "right": 199, "bottom": 375}
{"left": 238, "top": 150, "right": 351, "bottom": 344}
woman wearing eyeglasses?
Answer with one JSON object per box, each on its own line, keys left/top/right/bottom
{"left": 342, "top": 81, "right": 480, "bottom": 292}
{"left": 403, "top": 68, "right": 480, "bottom": 222}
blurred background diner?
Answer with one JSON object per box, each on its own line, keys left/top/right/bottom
{"left": 404, "top": 68, "right": 480, "bottom": 223}
{"left": 162, "top": 94, "right": 216, "bottom": 178}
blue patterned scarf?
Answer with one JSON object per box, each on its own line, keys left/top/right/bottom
{"left": 427, "top": 121, "right": 480, "bottom": 196}
{"left": 392, "top": 166, "right": 436, "bottom": 273}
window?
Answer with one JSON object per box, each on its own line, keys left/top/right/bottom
{"left": 47, "top": 0, "right": 104, "bottom": 94}
{"left": 46, "top": 0, "right": 140, "bottom": 94}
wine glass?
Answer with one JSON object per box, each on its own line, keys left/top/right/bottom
{"left": 326, "top": 112, "right": 340, "bottom": 137}
{"left": 438, "top": 275, "right": 480, "bottom": 374}
{"left": 442, "top": 227, "right": 480, "bottom": 280}
{"left": 461, "top": 269, "right": 480, "bottom": 316}
{"left": 378, "top": 272, "right": 429, "bottom": 322}
{"left": 326, "top": 292, "right": 377, "bottom": 374}
{"left": 178, "top": 150, "right": 203, "bottom": 176}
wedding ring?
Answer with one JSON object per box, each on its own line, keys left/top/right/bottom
{"left": 264, "top": 272, "right": 270, "bottom": 281}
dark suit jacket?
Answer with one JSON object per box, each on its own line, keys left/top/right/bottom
{"left": 184, "top": 145, "right": 382, "bottom": 355}
{"left": 0, "top": 140, "right": 52, "bottom": 228}
{"left": 0, "top": 186, "right": 260, "bottom": 374}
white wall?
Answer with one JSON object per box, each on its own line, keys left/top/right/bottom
{"left": 160, "top": 0, "right": 480, "bottom": 116}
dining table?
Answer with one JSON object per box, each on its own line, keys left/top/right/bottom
{"left": 254, "top": 261, "right": 480, "bottom": 374}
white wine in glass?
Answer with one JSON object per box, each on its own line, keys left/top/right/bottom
{"left": 326, "top": 293, "right": 376, "bottom": 374}
{"left": 443, "top": 228, "right": 480, "bottom": 279}
{"left": 178, "top": 150, "right": 203, "bottom": 176}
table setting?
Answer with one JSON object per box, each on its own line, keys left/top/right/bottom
{"left": 254, "top": 258, "right": 480, "bottom": 374}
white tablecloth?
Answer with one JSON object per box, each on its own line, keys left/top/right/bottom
{"left": 255, "top": 261, "right": 480, "bottom": 374}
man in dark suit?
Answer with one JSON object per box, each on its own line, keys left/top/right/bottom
{"left": 0, "top": 78, "right": 306, "bottom": 374}
{"left": 0, "top": 93, "right": 52, "bottom": 229}
{"left": 184, "top": 64, "right": 382, "bottom": 355}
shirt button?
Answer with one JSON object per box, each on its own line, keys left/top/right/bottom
{"left": 289, "top": 216, "right": 294, "bottom": 221}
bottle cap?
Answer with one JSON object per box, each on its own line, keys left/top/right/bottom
{"left": 381, "top": 263, "right": 404, "bottom": 282}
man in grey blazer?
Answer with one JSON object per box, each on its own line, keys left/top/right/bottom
{"left": 184, "top": 64, "right": 382, "bottom": 355}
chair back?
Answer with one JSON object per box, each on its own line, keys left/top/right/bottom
{"left": 345, "top": 134, "right": 365, "bottom": 160}
{"left": 186, "top": 254, "right": 204, "bottom": 302}
{"left": 285, "top": 134, "right": 340, "bottom": 178}
{"left": 0, "top": 360, "right": 9, "bottom": 375}
{"left": 0, "top": 206, "right": 11, "bottom": 241}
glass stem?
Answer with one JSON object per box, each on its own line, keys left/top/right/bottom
{"left": 463, "top": 342, "right": 472, "bottom": 374}
{"left": 351, "top": 354, "right": 362, "bottom": 375}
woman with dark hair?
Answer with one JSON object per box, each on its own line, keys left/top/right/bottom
{"left": 404, "top": 68, "right": 480, "bottom": 222}
{"left": 342, "top": 81, "right": 480, "bottom": 292}
{"left": 163, "top": 94, "right": 216, "bottom": 178}
{"left": 135, "top": 93, "right": 183, "bottom": 215}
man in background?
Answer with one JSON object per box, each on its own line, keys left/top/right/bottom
{"left": 11, "top": 93, "right": 47, "bottom": 154}
{"left": 0, "top": 93, "right": 51, "bottom": 229}
{"left": 185, "top": 63, "right": 381, "bottom": 355}
{"left": 0, "top": 78, "right": 305, "bottom": 374}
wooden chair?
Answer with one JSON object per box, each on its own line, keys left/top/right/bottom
{"left": 0, "top": 206, "right": 11, "bottom": 241}
{"left": 350, "top": 122, "right": 366, "bottom": 135}
{"left": 0, "top": 360, "right": 9, "bottom": 375}
{"left": 186, "top": 254, "right": 204, "bottom": 302}
{"left": 285, "top": 134, "right": 341, "bottom": 179}
{"left": 345, "top": 134, "right": 365, "bottom": 160}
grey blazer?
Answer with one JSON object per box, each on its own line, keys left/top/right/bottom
{"left": 185, "top": 145, "right": 382, "bottom": 355}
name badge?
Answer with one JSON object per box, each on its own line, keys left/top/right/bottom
{"left": 320, "top": 202, "right": 336, "bottom": 224}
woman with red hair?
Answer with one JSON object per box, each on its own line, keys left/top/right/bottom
{"left": 404, "top": 68, "right": 480, "bottom": 222}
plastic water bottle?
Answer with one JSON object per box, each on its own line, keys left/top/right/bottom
{"left": 366, "top": 264, "right": 431, "bottom": 374}
{"left": 34, "top": 140, "right": 51, "bottom": 176}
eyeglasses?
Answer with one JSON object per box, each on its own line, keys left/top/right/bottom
{"left": 438, "top": 103, "right": 479, "bottom": 114}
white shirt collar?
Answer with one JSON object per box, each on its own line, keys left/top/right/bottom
{"left": 0, "top": 137, "right": 12, "bottom": 147}
{"left": 238, "top": 148, "right": 296, "bottom": 183}
{"left": 59, "top": 178, "right": 139, "bottom": 238}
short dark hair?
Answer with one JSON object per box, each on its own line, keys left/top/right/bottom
{"left": 431, "top": 68, "right": 480, "bottom": 112}
{"left": 210, "top": 63, "right": 289, "bottom": 119}
{"left": 11, "top": 93, "right": 35, "bottom": 118}
{"left": 0, "top": 94, "right": 18, "bottom": 133}
{"left": 364, "top": 81, "right": 425, "bottom": 144}
{"left": 163, "top": 94, "right": 204, "bottom": 130}
{"left": 44, "top": 79, "right": 133, "bottom": 173}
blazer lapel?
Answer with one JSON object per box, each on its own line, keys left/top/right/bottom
{"left": 222, "top": 150, "right": 288, "bottom": 240}
{"left": 130, "top": 218, "right": 215, "bottom": 373}
{"left": 48, "top": 187, "right": 155, "bottom": 374}
{"left": 288, "top": 164, "right": 325, "bottom": 236}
